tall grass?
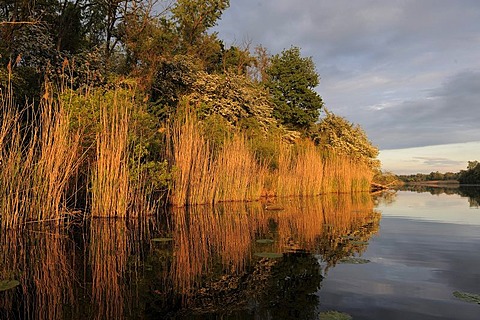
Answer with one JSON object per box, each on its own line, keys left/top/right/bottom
{"left": 276, "top": 140, "right": 325, "bottom": 197}
{"left": 0, "top": 85, "right": 81, "bottom": 229}
{"left": 169, "top": 108, "right": 266, "bottom": 206}
{"left": 90, "top": 92, "right": 131, "bottom": 218}
{"left": 275, "top": 140, "right": 373, "bottom": 197}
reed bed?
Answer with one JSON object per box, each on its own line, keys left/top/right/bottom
{"left": 169, "top": 110, "right": 266, "bottom": 206}
{"left": 90, "top": 92, "right": 131, "bottom": 218}
{"left": 0, "top": 88, "right": 81, "bottom": 229}
{"left": 214, "top": 136, "right": 266, "bottom": 202}
{"left": 275, "top": 141, "right": 374, "bottom": 197}
{"left": 276, "top": 141, "right": 325, "bottom": 197}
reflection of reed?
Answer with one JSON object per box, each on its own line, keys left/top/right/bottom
{"left": 167, "top": 194, "right": 379, "bottom": 299}
{"left": 0, "top": 227, "right": 74, "bottom": 320}
{"left": 267, "top": 194, "right": 380, "bottom": 267}
{"left": 89, "top": 219, "right": 128, "bottom": 320}
{"left": 171, "top": 203, "right": 266, "bottom": 296}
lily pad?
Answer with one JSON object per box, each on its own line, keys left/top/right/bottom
{"left": 453, "top": 291, "right": 480, "bottom": 304}
{"left": 339, "top": 257, "right": 370, "bottom": 264}
{"left": 151, "top": 237, "right": 173, "bottom": 243}
{"left": 319, "top": 311, "right": 352, "bottom": 320}
{"left": 256, "top": 239, "right": 274, "bottom": 244}
{"left": 0, "top": 280, "right": 20, "bottom": 292}
{"left": 254, "top": 252, "right": 283, "bottom": 259}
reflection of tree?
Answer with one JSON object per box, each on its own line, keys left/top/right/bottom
{"left": 399, "top": 185, "right": 480, "bottom": 208}
{"left": 458, "top": 186, "right": 480, "bottom": 208}
{"left": 373, "top": 190, "right": 398, "bottom": 206}
{"left": 258, "top": 251, "right": 322, "bottom": 320}
{"left": 144, "top": 193, "right": 380, "bottom": 318}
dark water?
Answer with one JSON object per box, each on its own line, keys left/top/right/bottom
{"left": 1, "top": 188, "right": 479, "bottom": 319}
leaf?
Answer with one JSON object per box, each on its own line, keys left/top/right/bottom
{"left": 453, "top": 291, "right": 480, "bottom": 304}
{"left": 254, "top": 252, "right": 283, "bottom": 259}
{"left": 0, "top": 280, "right": 20, "bottom": 292}
{"left": 256, "top": 239, "right": 274, "bottom": 244}
{"left": 319, "top": 311, "right": 353, "bottom": 320}
{"left": 151, "top": 237, "right": 173, "bottom": 243}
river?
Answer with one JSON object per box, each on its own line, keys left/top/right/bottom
{"left": 1, "top": 187, "right": 479, "bottom": 319}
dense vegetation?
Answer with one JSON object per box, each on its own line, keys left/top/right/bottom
{"left": 397, "top": 161, "right": 480, "bottom": 184}
{"left": 0, "top": 0, "right": 379, "bottom": 226}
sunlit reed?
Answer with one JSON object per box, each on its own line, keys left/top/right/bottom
{"left": 90, "top": 91, "right": 131, "bottom": 218}
{"left": 0, "top": 85, "right": 81, "bottom": 229}
{"left": 169, "top": 109, "right": 266, "bottom": 206}
{"left": 275, "top": 141, "right": 373, "bottom": 197}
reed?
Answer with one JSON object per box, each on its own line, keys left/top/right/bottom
{"left": 90, "top": 91, "right": 131, "bottom": 218}
{"left": 0, "top": 85, "right": 81, "bottom": 229}
{"left": 276, "top": 140, "right": 325, "bottom": 197}
{"left": 169, "top": 108, "right": 266, "bottom": 206}
{"left": 169, "top": 109, "right": 216, "bottom": 206}
{"left": 214, "top": 135, "right": 266, "bottom": 202}
{"left": 274, "top": 140, "right": 374, "bottom": 197}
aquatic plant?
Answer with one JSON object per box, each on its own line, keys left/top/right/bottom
{"left": 453, "top": 291, "right": 480, "bottom": 304}
{"left": 319, "top": 310, "right": 353, "bottom": 320}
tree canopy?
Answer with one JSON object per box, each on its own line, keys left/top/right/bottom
{"left": 265, "top": 46, "right": 323, "bottom": 132}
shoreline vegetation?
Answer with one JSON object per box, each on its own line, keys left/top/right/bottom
{"left": 1, "top": 1, "right": 381, "bottom": 228}
{"left": 0, "top": 82, "right": 375, "bottom": 228}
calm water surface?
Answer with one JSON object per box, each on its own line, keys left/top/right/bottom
{"left": 1, "top": 188, "right": 479, "bottom": 319}
{"left": 319, "top": 188, "right": 480, "bottom": 320}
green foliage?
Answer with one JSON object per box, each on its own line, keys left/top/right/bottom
{"left": 319, "top": 311, "right": 353, "bottom": 320}
{"left": 458, "top": 161, "right": 480, "bottom": 184}
{"left": 172, "top": 0, "right": 229, "bottom": 48}
{"left": 149, "top": 55, "right": 199, "bottom": 121}
{"left": 266, "top": 46, "right": 323, "bottom": 131}
{"left": 312, "top": 111, "right": 379, "bottom": 169}
{"left": 453, "top": 291, "right": 480, "bottom": 304}
{"left": 187, "top": 71, "right": 278, "bottom": 131}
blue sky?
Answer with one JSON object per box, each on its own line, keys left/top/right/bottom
{"left": 213, "top": 0, "right": 480, "bottom": 174}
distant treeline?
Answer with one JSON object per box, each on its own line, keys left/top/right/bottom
{"left": 397, "top": 161, "right": 480, "bottom": 184}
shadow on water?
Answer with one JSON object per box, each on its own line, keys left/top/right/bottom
{"left": 0, "top": 193, "right": 380, "bottom": 319}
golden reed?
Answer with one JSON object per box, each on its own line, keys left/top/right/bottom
{"left": 0, "top": 84, "right": 81, "bottom": 229}
{"left": 169, "top": 108, "right": 373, "bottom": 206}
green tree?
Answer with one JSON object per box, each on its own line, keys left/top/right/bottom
{"left": 266, "top": 46, "right": 323, "bottom": 131}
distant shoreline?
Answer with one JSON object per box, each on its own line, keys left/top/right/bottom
{"left": 405, "top": 181, "right": 480, "bottom": 188}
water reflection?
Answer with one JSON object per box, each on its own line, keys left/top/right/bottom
{"left": 146, "top": 194, "right": 380, "bottom": 318}
{"left": 0, "top": 226, "right": 74, "bottom": 320}
{"left": 0, "top": 193, "right": 380, "bottom": 319}
{"left": 399, "top": 185, "right": 480, "bottom": 207}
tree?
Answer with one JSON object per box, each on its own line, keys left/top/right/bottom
{"left": 459, "top": 161, "right": 480, "bottom": 184}
{"left": 265, "top": 46, "right": 323, "bottom": 132}
{"left": 311, "top": 110, "right": 379, "bottom": 169}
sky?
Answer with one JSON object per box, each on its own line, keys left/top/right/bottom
{"left": 213, "top": 0, "right": 480, "bottom": 174}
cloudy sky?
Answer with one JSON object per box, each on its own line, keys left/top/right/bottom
{"left": 213, "top": 0, "right": 480, "bottom": 174}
